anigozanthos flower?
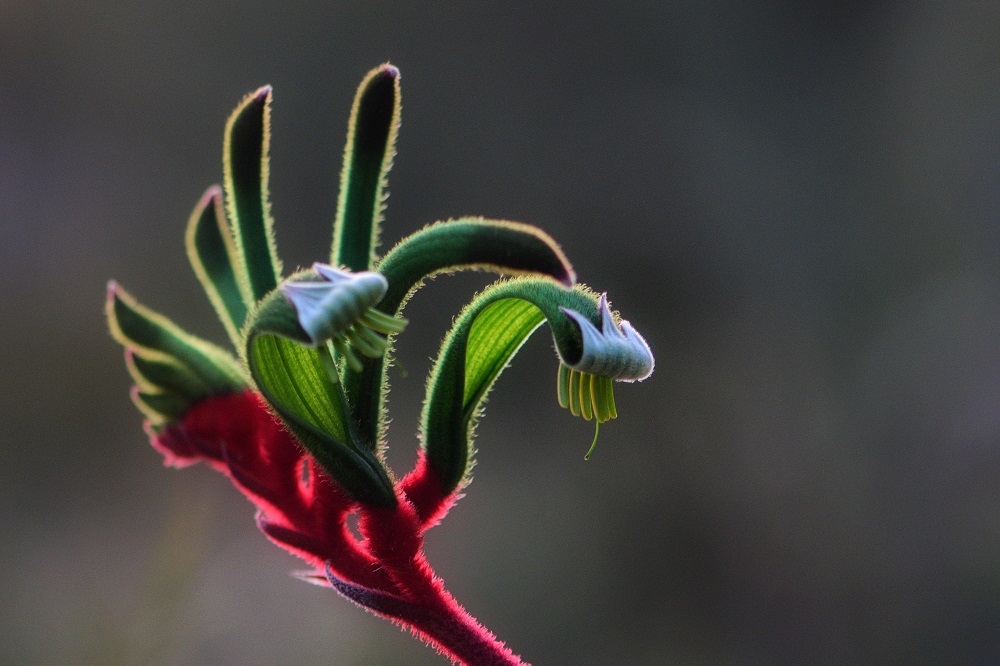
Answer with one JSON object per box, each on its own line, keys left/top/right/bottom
{"left": 108, "top": 63, "right": 655, "bottom": 665}
{"left": 556, "top": 293, "right": 653, "bottom": 458}
{"left": 280, "top": 262, "right": 407, "bottom": 372}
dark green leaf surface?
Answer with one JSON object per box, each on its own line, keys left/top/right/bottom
{"left": 186, "top": 185, "right": 251, "bottom": 348}
{"left": 126, "top": 351, "right": 212, "bottom": 399}
{"left": 132, "top": 389, "right": 191, "bottom": 422}
{"left": 106, "top": 282, "right": 246, "bottom": 395}
{"left": 223, "top": 86, "right": 282, "bottom": 301}
{"left": 331, "top": 64, "right": 400, "bottom": 272}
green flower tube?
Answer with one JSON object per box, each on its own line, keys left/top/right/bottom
{"left": 421, "top": 278, "right": 654, "bottom": 494}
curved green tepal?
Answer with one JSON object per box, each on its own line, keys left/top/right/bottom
{"left": 331, "top": 64, "right": 401, "bottom": 272}
{"left": 223, "top": 85, "right": 282, "bottom": 302}
{"left": 421, "top": 279, "right": 601, "bottom": 494}
{"left": 343, "top": 217, "right": 576, "bottom": 449}
{"left": 106, "top": 282, "right": 247, "bottom": 426}
{"left": 245, "top": 289, "right": 396, "bottom": 507}
{"left": 106, "top": 282, "right": 246, "bottom": 393}
{"left": 186, "top": 185, "right": 251, "bottom": 348}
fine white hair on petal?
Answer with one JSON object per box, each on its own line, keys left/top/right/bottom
{"left": 559, "top": 293, "right": 654, "bottom": 382}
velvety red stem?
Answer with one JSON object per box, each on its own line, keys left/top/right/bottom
{"left": 152, "top": 391, "right": 392, "bottom": 590}
{"left": 357, "top": 497, "right": 526, "bottom": 665}
{"left": 152, "top": 392, "right": 525, "bottom": 663}
{"left": 399, "top": 451, "right": 460, "bottom": 531}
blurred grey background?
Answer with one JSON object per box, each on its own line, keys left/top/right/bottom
{"left": 2, "top": 2, "right": 998, "bottom": 664}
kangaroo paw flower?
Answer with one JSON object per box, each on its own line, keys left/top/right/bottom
{"left": 280, "top": 262, "right": 407, "bottom": 372}
{"left": 558, "top": 293, "right": 654, "bottom": 382}
{"left": 554, "top": 293, "right": 653, "bottom": 458}
{"left": 108, "top": 63, "right": 654, "bottom": 665}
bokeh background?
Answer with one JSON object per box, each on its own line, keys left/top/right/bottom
{"left": 2, "top": 2, "right": 998, "bottom": 664}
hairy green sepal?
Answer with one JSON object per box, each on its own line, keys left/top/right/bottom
{"left": 185, "top": 186, "right": 252, "bottom": 347}
{"left": 376, "top": 218, "right": 575, "bottom": 310}
{"left": 331, "top": 64, "right": 401, "bottom": 272}
{"left": 126, "top": 352, "right": 213, "bottom": 398}
{"left": 106, "top": 283, "right": 246, "bottom": 425}
{"left": 245, "top": 287, "right": 396, "bottom": 507}
{"left": 224, "top": 86, "right": 282, "bottom": 302}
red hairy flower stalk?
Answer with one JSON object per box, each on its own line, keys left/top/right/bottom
{"left": 399, "top": 451, "right": 460, "bottom": 530}
{"left": 152, "top": 389, "right": 524, "bottom": 665}
{"left": 153, "top": 391, "right": 389, "bottom": 590}
{"left": 108, "top": 64, "right": 652, "bottom": 663}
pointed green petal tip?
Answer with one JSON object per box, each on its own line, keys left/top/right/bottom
{"left": 253, "top": 84, "right": 272, "bottom": 101}
{"left": 224, "top": 84, "right": 281, "bottom": 302}
{"left": 124, "top": 349, "right": 211, "bottom": 398}
{"left": 131, "top": 385, "right": 191, "bottom": 423}
{"left": 105, "top": 280, "right": 246, "bottom": 396}
{"left": 331, "top": 64, "right": 401, "bottom": 272}
{"left": 185, "top": 184, "right": 251, "bottom": 348}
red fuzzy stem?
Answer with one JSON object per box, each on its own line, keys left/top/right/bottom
{"left": 151, "top": 391, "right": 525, "bottom": 663}
{"left": 399, "top": 450, "right": 460, "bottom": 531}
{"left": 152, "top": 391, "right": 393, "bottom": 590}
{"left": 358, "top": 497, "right": 527, "bottom": 665}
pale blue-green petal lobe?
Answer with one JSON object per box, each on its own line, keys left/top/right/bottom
{"left": 313, "top": 263, "right": 355, "bottom": 284}
{"left": 559, "top": 293, "right": 653, "bottom": 382}
{"left": 279, "top": 264, "right": 389, "bottom": 346}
